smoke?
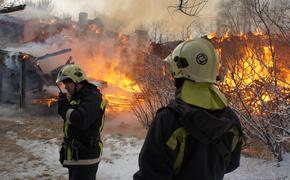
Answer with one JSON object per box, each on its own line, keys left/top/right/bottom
{"left": 19, "top": 0, "right": 223, "bottom": 39}
{"left": 5, "top": 5, "right": 52, "bottom": 20}
{"left": 49, "top": 0, "right": 220, "bottom": 38}
{"left": 99, "top": 0, "right": 185, "bottom": 32}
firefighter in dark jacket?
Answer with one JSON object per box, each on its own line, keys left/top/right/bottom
{"left": 56, "top": 64, "right": 106, "bottom": 180}
{"left": 134, "top": 38, "right": 243, "bottom": 180}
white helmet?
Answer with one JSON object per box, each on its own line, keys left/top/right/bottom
{"left": 165, "top": 38, "right": 220, "bottom": 83}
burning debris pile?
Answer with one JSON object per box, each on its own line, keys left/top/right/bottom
{"left": 207, "top": 32, "right": 290, "bottom": 160}
{"left": 207, "top": 32, "right": 290, "bottom": 112}
{"left": 0, "top": 15, "right": 71, "bottom": 46}
{"left": 0, "top": 48, "right": 72, "bottom": 106}
{"left": 0, "top": 11, "right": 150, "bottom": 113}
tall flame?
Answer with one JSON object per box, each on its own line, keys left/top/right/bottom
{"left": 217, "top": 33, "right": 290, "bottom": 113}
{"left": 81, "top": 52, "right": 141, "bottom": 112}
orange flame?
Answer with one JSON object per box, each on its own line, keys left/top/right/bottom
{"left": 217, "top": 33, "right": 290, "bottom": 113}
{"left": 207, "top": 32, "right": 217, "bottom": 39}
{"left": 32, "top": 98, "right": 58, "bottom": 107}
{"left": 21, "top": 54, "right": 31, "bottom": 61}
{"left": 252, "top": 28, "right": 264, "bottom": 36}
{"left": 79, "top": 52, "right": 141, "bottom": 112}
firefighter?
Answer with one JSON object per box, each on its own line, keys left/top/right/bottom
{"left": 56, "top": 64, "right": 106, "bottom": 180}
{"left": 133, "top": 38, "right": 243, "bottom": 180}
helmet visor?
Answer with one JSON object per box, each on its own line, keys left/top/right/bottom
{"left": 163, "top": 53, "right": 173, "bottom": 63}
{"left": 56, "top": 74, "right": 70, "bottom": 84}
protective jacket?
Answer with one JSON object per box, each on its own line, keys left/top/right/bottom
{"left": 59, "top": 82, "right": 106, "bottom": 166}
{"left": 133, "top": 99, "right": 242, "bottom": 180}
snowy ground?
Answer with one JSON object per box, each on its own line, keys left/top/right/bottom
{"left": 0, "top": 105, "right": 289, "bottom": 180}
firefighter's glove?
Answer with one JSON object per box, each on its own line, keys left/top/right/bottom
{"left": 57, "top": 93, "right": 70, "bottom": 120}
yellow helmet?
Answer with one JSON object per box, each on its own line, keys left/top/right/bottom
{"left": 56, "top": 64, "right": 88, "bottom": 84}
{"left": 165, "top": 38, "right": 220, "bottom": 83}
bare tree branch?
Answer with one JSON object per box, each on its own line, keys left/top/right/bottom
{"left": 174, "top": 0, "right": 208, "bottom": 16}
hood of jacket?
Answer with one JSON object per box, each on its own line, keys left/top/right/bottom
{"left": 168, "top": 99, "right": 237, "bottom": 144}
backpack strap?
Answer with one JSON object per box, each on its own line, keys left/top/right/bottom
{"left": 158, "top": 104, "right": 191, "bottom": 174}
{"left": 166, "top": 127, "right": 189, "bottom": 174}
{"left": 229, "top": 127, "right": 240, "bottom": 152}
{"left": 160, "top": 104, "right": 242, "bottom": 175}
{"left": 157, "top": 105, "right": 188, "bottom": 174}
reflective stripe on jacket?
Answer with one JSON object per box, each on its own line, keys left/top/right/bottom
{"left": 61, "top": 83, "right": 106, "bottom": 166}
{"left": 134, "top": 99, "right": 242, "bottom": 180}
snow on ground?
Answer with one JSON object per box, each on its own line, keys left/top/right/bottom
{"left": 3, "top": 132, "right": 142, "bottom": 179}
{"left": 224, "top": 154, "right": 290, "bottom": 180}
{"left": 0, "top": 106, "right": 289, "bottom": 180}
{"left": 98, "top": 135, "right": 142, "bottom": 180}
{"left": 2, "top": 131, "right": 290, "bottom": 180}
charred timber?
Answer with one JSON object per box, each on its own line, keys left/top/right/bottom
{"left": 19, "top": 59, "right": 26, "bottom": 108}
{"left": 0, "top": 5, "right": 26, "bottom": 14}
{"left": 34, "top": 48, "right": 72, "bottom": 61}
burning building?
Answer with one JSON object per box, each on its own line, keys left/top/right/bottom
{"left": 208, "top": 32, "right": 290, "bottom": 105}
{"left": 0, "top": 11, "right": 150, "bottom": 113}
{"left": 0, "top": 48, "right": 73, "bottom": 106}
{"left": 204, "top": 32, "right": 290, "bottom": 159}
{"left": 0, "top": 14, "right": 71, "bottom": 45}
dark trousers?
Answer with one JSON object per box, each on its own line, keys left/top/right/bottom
{"left": 68, "top": 163, "right": 99, "bottom": 180}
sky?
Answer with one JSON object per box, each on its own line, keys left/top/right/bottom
{"left": 51, "top": 0, "right": 105, "bottom": 18}
{"left": 50, "top": 0, "right": 218, "bottom": 18}
{"left": 48, "top": 0, "right": 221, "bottom": 35}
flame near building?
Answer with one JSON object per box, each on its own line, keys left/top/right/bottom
{"left": 0, "top": 11, "right": 148, "bottom": 113}
{"left": 208, "top": 32, "right": 289, "bottom": 114}
{"left": 206, "top": 32, "right": 290, "bottom": 160}
{"left": 1, "top": 8, "right": 289, "bottom": 119}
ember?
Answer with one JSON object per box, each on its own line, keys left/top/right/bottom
{"left": 32, "top": 98, "right": 58, "bottom": 107}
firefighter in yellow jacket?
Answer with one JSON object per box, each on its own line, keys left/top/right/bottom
{"left": 56, "top": 64, "right": 106, "bottom": 180}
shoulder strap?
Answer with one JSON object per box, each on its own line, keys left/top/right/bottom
{"left": 163, "top": 104, "right": 243, "bottom": 175}
{"left": 166, "top": 127, "right": 189, "bottom": 174}
{"left": 159, "top": 104, "right": 189, "bottom": 174}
